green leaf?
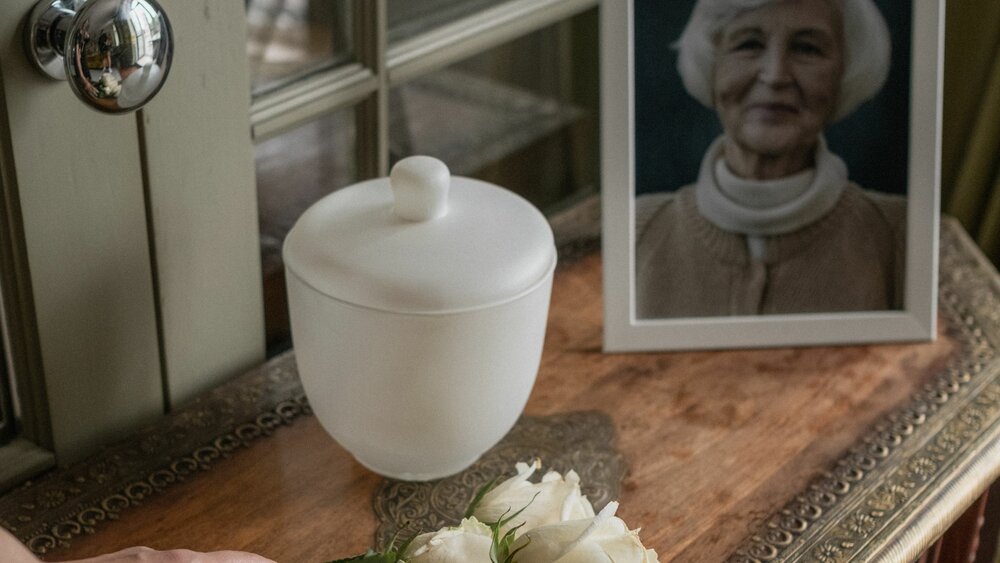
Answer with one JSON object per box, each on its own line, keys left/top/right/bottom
{"left": 464, "top": 476, "right": 502, "bottom": 519}
{"left": 486, "top": 493, "right": 539, "bottom": 563}
{"left": 379, "top": 525, "right": 416, "bottom": 556}
{"left": 394, "top": 532, "right": 416, "bottom": 559}
{"left": 329, "top": 524, "right": 418, "bottom": 563}
{"left": 325, "top": 548, "right": 397, "bottom": 562}
{"left": 507, "top": 536, "right": 531, "bottom": 562}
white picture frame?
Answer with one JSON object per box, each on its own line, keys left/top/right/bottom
{"left": 601, "top": 0, "right": 942, "bottom": 352}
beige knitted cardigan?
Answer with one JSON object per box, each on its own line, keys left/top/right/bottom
{"left": 634, "top": 184, "right": 906, "bottom": 319}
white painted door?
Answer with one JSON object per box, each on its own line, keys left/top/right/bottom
{"left": 0, "top": 0, "right": 264, "bottom": 466}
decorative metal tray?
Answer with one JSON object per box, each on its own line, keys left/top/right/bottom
{"left": 727, "top": 221, "right": 1000, "bottom": 562}
{"left": 372, "top": 410, "right": 627, "bottom": 548}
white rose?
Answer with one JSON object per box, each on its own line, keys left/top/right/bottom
{"left": 402, "top": 517, "right": 493, "bottom": 563}
{"left": 98, "top": 72, "right": 121, "bottom": 96}
{"left": 512, "top": 501, "right": 659, "bottom": 563}
{"left": 473, "top": 460, "right": 595, "bottom": 532}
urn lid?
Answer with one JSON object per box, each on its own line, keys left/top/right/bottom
{"left": 283, "top": 156, "right": 557, "bottom": 314}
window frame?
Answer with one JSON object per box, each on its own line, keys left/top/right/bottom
{"left": 249, "top": 0, "right": 600, "bottom": 177}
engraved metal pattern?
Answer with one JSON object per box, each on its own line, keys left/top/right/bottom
{"left": 371, "top": 410, "right": 627, "bottom": 549}
{"left": 0, "top": 354, "right": 309, "bottom": 555}
{"left": 727, "top": 220, "right": 1000, "bottom": 562}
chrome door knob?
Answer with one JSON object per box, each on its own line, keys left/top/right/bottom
{"left": 25, "top": 0, "right": 173, "bottom": 114}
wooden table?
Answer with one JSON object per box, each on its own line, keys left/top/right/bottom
{"left": 3, "top": 215, "right": 1000, "bottom": 562}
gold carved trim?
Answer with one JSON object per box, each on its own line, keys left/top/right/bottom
{"left": 727, "top": 219, "right": 1000, "bottom": 562}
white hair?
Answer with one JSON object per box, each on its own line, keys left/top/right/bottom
{"left": 675, "top": 0, "right": 892, "bottom": 122}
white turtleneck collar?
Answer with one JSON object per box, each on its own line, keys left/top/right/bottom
{"left": 714, "top": 158, "right": 815, "bottom": 210}
{"left": 695, "top": 136, "right": 849, "bottom": 240}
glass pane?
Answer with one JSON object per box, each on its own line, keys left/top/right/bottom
{"left": 387, "top": 0, "right": 496, "bottom": 44}
{"left": 246, "top": 0, "right": 353, "bottom": 96}
{"left": 388, "top": 9, "right": 599, "bottom": 212}
{"left": 256, "top": 109, "right": 357, "bottom": 352}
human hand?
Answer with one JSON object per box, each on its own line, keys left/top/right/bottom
{"left": 66, "top": 546, "right": 276, "bottom": 563}
{"left": 3, "top": 527, "right": 274, "bottom": 563}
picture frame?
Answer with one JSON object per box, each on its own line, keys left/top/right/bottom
{"left": 600, "top": 0, "right": 943, "bottom": 352}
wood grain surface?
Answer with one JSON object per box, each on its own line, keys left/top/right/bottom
{"left": 43, "top": 251, "right": 957, "bottom": 562}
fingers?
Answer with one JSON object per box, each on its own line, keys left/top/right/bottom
{"left": 202, "top": 551, "right": 277, "bottom": 563}
{"left": 0, "top": 527, "right": 39, "bottom": 563}
{"left": 68, "top": 546, "right": 277, "bottom": 563}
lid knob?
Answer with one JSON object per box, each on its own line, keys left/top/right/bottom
{"left": 390, "top": 156, "right": 450, "bottom": 222}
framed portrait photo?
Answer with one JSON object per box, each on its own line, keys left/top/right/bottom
{"left": 601, "top": 0, "right": 943, "bottom": 351}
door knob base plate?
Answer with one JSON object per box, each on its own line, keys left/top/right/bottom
{"left": 25, "top": 0, "right": 78, "bottom": 80}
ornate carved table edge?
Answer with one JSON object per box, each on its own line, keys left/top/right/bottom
{"left": 0, "top": 353, "right": 309, "bottom": 555}
{"left": 727, "top": 218, "right": 1000, "bottom": 563}
{"left": 371, "top": 410, "right": 627, "bottom": 548}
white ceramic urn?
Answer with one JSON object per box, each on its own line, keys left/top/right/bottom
{"left": 283, "top": 156, "right": 556, "bottom": 481}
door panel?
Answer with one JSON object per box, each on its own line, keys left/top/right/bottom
{"left": 0, "top": 0, "right": 163, "bottom": 462}
{"left": 141, "top": 0, "right": 265, "bottom": 406}
{"left": 0, "top": 0, "right": 264, "bottom": 463}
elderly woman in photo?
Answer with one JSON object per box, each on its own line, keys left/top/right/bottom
{"left": 636, "top": 0, "right": 905, "bottom": 318}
